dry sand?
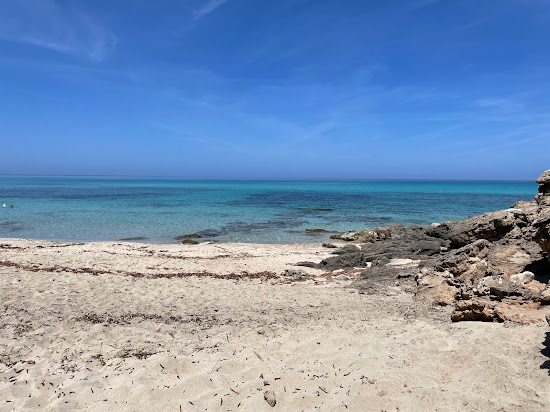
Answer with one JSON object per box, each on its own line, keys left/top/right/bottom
{"left": 1, "top": 238, "right": 549, "bottom": 411}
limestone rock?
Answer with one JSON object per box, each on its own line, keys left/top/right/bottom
{"left": 451, "top": 299, "right": 497, "bottom": 322}
{"left": 330, "top": 232, "right": 356, "bottom": 241}
{"left": 433, "top": 239, "right": 490, "bottom": 282}
{"left": 428, "top": 210, "right": 525, "bottom": 248}
{"left": 511, "top": 200, "right": 537, "bottom": 210}
{"left": 532, "top": 207, "right": 550, "bottom": 262}
{"left": 510, "top": 271, "right": 535, "bottom": 285}
{"left": 535, "top": 169, "right": 550, "bottom": 206}
{"left": 415, "top": 275, "right": 457, "bottom": 306}
{"left": 452, "top": 299, "right": 550, "bottom": 324}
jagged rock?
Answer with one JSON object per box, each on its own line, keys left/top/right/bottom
{"left": 352, "top": 229, "right": 376, "bottom": 243}
{"left": 317, "top": 252, "right": 371, "bottom": 270}
{"left": 486, "top": 242, "right": 541, "bottom": 278}
{"left": 542, "top": 288, "right": 550, "bottom": 305}
{"left": 488, "top": 283, "right": 539, "bottom": 301}
{"left": 428, "top": 210, "right": 526, "bottom": 248}
{"left": 330, "top": 232, "right": 357, "bottom": 241}
{"left": 532, "top": 207, "right": 550, "bottom": 262}
{"left": 433, "top": 239, "right": 490, "bottom": 282}
{"left": 535, "top": 169, "right": 550, "bottom": 206}
{"left": 322, "top": 243, "right": 338, "bottom": 248}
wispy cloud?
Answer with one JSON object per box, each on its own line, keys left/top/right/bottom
{"left": 193, "top": 0, "right": 228, "bottom": 20}
{"left": 474, "top": 97, "right": 523, "bottom": 113}
{"left": 0, "top": 0, "right": 117, "bottom": 62}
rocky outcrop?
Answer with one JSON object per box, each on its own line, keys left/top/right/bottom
{"left": 427, "top": 209, "right": 527, "bottom": 248}
{"left": 301, "top": 170, "right": 550, "bottom": 324}
{"left": 536, "top": 170, "right": 550, "bottom": 206}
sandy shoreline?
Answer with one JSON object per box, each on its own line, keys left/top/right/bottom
{"left": 1, "top": 238, "right": 550, "bottom": 411}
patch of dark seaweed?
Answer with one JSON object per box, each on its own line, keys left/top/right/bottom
{"left": 0, "top": 260, "right": 278, "bottom": 281}
{"left": 197, "top": 219, "right": 306, "bottom": 238}
{"left": 0, "top": 221, "right": 25, "bottom": 232}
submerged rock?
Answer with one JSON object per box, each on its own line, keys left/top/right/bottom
{"left": 174, "top": 233, "right": 201, "bottom": 240}
{"left": 181, "top": 239, "right": 199, "bottom": 245}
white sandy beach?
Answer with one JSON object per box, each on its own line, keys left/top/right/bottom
{"left": 1, "top": 239, "right": 549, "bottom": 411}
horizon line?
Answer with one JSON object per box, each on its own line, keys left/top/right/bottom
{"left": 0, "top": 173, "right": 536, "bottom": 183}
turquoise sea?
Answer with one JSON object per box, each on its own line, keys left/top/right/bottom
{"left": 0, "top": 177, "right": 538, "bottom": 243}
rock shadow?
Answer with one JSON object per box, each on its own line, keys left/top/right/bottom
{"left": 523, "top": 257, "right": 550, "bottom": 284}
{"left": 542, "top": 332, "right": 550, "bottom": 375}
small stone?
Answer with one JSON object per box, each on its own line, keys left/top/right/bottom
{"left": 264, "top": 390, "right": 276, "bottom": 407}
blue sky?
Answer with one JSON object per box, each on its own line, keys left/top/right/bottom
{"left": 0, "top": 0, "right": 549, "bottom": 180}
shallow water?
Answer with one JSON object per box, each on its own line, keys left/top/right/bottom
{"left": 0, "top": 177, "right": 537, "bottom": 243}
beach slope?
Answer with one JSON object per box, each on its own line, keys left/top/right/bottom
{"left": 1, "top": 240, "right": 549, "bottom": 411}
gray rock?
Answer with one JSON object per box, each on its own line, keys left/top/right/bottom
{"left": 330, "top": 232, "right": 357, "bottom": 241}
{"left": 331, "top": 244, "right": 361, "bottom": 255}
{"left": 294, "top": 261, "right": 318, "bottom": 268}
{"left": 427, "top": 210, "right": 525, "bottom": 248}
{"left": 535, "top": 169, "right": 550, "bottom": 205}
{"left": 283, "top": 269, "right": 312, "bottom": 280}
{"left": 317, "top": 252, "right": 371, "bottom": 270}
